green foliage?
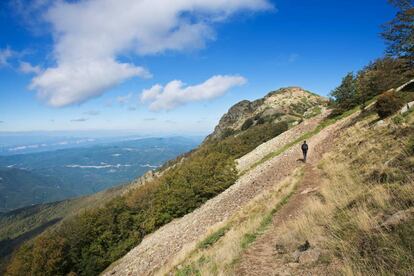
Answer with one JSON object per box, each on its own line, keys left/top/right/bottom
{"left": 175, "top": 264, "right": 201, "bottom": 276}
{"left": 241, "top": 118, "right": 254, "bottom": 131}
{"left": 330, "top": 73, "right": 358, "bottom": 110}
{"left": 240, "top": 233, "right": 257, "bottom": 249}
{"left": 198, "top": 227, "right": 229, "bottom": 249}
{"left": 221, "top": 128, "right": 236, "bottom": 139}
{"left": 375, "top": 91, "right": 404, "bottom": 118}
{"left": 6, "top": 120, "right": 289, "bottom": 276}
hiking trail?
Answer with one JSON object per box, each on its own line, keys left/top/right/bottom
{"left": 103, "top": 111, "right": 355, "bottom": 276}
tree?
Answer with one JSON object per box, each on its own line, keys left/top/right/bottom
{"left": 330, "top": 72, "right": 357, "bottom": 110}
{"left": 382, "top": 0, "right": 414, "bottom": 64}
{"left": 356, "top": 57, "right": 413, "bottom": 104}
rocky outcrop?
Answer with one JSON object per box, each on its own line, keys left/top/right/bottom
{"left": 207, "top": 87, "right": 327, "bottom": 140}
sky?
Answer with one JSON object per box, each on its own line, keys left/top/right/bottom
{"left": 0, "top": 0, "right": 398, "bottom": 135}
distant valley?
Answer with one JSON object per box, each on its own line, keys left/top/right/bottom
{"left": 0, "top": 136, "right": 201, "bottom": 212}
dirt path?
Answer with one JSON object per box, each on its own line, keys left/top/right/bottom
{"left": 234, "top": 164, "right": 324, "bottom": 276}
{"left": 234, "top": 115, "right": 351, "bottom": 276}
{"left": 103, "top": 112, "right": 353, "bottom": 276}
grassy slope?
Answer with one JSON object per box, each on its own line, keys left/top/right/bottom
{"left": 169, "top": 105, "right": 414, "bottom": 275}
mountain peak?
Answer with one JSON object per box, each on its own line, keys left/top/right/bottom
{"left": 208, "top": 87, "right": 327, "bottom": 140}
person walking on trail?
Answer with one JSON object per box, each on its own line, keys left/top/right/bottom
{"left": 301, "top": 141, "right": 308, "bottom": 162}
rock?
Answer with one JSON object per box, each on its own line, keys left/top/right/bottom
{"left": 400, "top": 101, "right": 414, "bottom": 114}
{"left": 376, "top": 120, "right": 385, "bottom": 127}
{"left": 298, "top": 249, "right": 321, "bottom": 264}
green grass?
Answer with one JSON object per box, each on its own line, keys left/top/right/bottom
{"left": 198, "top": 226, "right": 229, "bottom": 249}
{"left": 175, "top": 264, "right": 201, "bottom": 276}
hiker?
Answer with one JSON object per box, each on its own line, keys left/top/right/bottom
{"left": 301, "top": 141, "right": 308, "bottom": 162}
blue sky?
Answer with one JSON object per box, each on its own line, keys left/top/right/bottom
{"left": 0, "top": 0, "right": 397, "bottom": 135}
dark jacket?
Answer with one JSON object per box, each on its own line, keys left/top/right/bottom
{"left": 301, "top": 143, "right": 308, "bottom": 151}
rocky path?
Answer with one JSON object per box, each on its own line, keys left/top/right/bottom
{"left": 103, "top": 112, "right": 353, "bottom": 276}
{"left": 234, "top": 159, "right": 329, "bottom": 275}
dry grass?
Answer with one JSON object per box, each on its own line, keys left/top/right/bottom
{"left": 158, "top": 168, "right": 304, "bottom": 276}
{"left": 272, "top": 111, "right": 414, "bottom": 274}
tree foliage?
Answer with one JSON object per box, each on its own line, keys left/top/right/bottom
{"left": 330, "top": 72, "right": 357, "bottom": 110}
{"left": 330, "top": 57, "right": 414, "bottom": 115}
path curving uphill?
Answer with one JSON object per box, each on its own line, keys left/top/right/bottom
{"left": 103, "top": 110, "right": 353, "bottom": 276}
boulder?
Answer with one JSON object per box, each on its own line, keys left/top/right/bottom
{"left": 298, "top": 249, "right": 321, "bottom": 264}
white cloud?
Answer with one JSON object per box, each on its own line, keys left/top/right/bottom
{"left": 19, "top": 61, "right": 42, "bottom": 74}
{"left": 141, "top": 75, "right": 247, "bottom": 111}
{"left": 0, "top": 48, "right": 14, "bottom": 67}
{"left": 31, "top": 59, "right": 150, "bottom": 107}
{"left": 28, "top": 0, "right": 271, "bottom": 107}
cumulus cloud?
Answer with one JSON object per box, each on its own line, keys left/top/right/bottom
{"left": 19, "top": 61, "right": 42, "bottom": 74}
{"left": 141, "top": 75, "right": 247, "bottom": 111}
{"left": 31, "top": 59, "right": 150, "bottom": 107}
{"left": 27, "top": 0, "right": 271, "bottom": 107}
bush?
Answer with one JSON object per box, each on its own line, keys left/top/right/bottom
{"left": 241, "top": 118, "right": 254, "bottom": 131}
{"left": 375, "top": 91, "right": 404, "bottom": 119}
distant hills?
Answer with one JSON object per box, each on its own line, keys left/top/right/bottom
{"left": 0, "top": 136, "right": 201, "bottom": 212}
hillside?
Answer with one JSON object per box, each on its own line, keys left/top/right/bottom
{"left": 0, "top": 168, "right": 74, "bottom": 213}
{"left": 3, "top": 87, "right": 327, "bottom": 275}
